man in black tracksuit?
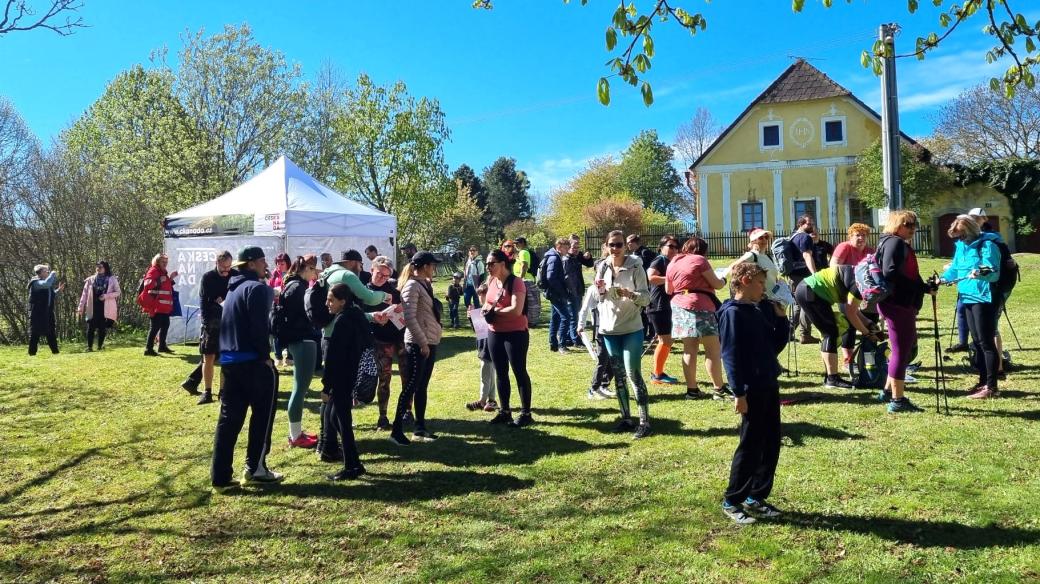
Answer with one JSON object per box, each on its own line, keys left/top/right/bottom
{"left": 211, "top": 246, "right": 283, "bottom": 489}
{"left": 183, "top": 251, "right": 238, "bottom": 404}
{"left": 716, "top": 263, "right": 790, "bottom": 524}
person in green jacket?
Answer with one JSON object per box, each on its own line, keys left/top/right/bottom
{"left": 320, "top": 250, "right": 391, "bottom": 337}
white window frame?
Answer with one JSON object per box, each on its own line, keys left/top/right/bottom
{"left": 759, "top": 121, "right": 783, "bottom": 151}
{"left": 738, "top": 200, "right": 767, "bottom": 232}
{"left": 792, "top": 197, "right": 821, "bottom": 228}
{"left": 821, "top": 115, "right": 847, "bottom": 148}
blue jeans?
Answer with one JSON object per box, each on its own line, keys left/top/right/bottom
{"left": 463, "top": 284, "right": 480, "bottom": 309}
{"left": 549, "top": 295, "right": 573, "bottom": 349}
{"left": 566, "top": 293, "right": 582, "bottom": 345}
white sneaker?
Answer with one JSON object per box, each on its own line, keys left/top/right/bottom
{"left": 586, "top": 388, "right": 606, "bottom": 400}
{"left": 243, "top": 468, "right": 284, "bottom": 484}
{"left": 722, "top": 503, "right": 756, "bottom": 525}
{"left": 597, "top": 386, "right": 617, "bottom": 398}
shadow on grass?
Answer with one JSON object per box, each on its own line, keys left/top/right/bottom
{"left": 947, "top": 406, "right": 1040, "bottom": 421}
{"left": 781, "top": 422, "right": 865, "bottom": 447}
{"left": 781, "top": 511, "right": 1040, "bottom": 549}
{"left": 231, "top": 469, "right": 534, "bottom": 502}
{"left": 778, "top": 390, "right": 880, "bottom": 407}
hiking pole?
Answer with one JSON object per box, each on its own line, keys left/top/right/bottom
{"left": 928, "top": 273, "right": 950, "bottom": 415}
{"left": 1003, "top": 306, "right": 1023, "bottom": 351}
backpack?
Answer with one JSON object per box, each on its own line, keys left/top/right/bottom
{"left": 269, "top": 286, "right": 289, "bottom": 338}
{"left": 305, "top": 272, "right": 333, "bottom": 328}
{"left": 354, "top": 347, "right": 378, "bottom": 404}
{"left": 536, "top": 254, "right": 551, "bottom": 293}
{"left": 855, "top": 237, "right": 895, "bottom": 306}
{"left": 849, "top": 336, "right": 888, "bottom": 389}
{"left": 991, "top": 240, "right": 1020, "bottom": 300}
{"left": 771, "top": 236, "right": 800, "bottom": 276}
{"left": 527, "top": 249, "right": 539, "bottom": 278}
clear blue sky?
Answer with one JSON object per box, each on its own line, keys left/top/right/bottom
{"left": 0, "top": 1, "right": 1022, "bottom": 209}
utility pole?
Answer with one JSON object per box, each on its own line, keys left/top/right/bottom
{"left": 879, "top": 23, "right": 903, "bottom": 210}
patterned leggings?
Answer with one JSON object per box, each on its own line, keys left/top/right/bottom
{"left": 373, "top": 340, "right": 406, "bottom": 417}
{"left": 601, "top": 329, "right": 650, "bottom": 424}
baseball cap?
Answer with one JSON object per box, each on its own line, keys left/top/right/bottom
{"left": 967, "top": 207, "right": 987, "bottom": 218}
{"left": 233, "top": 246, "right": 265, "bottom": 267}
{"left": 410, "top": 251, "right": 442, "bottom": 267}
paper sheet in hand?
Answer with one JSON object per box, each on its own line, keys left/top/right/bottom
{"left": 580, "top": 331, "right": 598, "bottom": 361}
{"left": 768, "top": 281, "right": 795, "bottom": 306}
{"left": 383, "top": 304, "right": 406, "bottom": 330}
{"left": 469, "top": 308, "right": 489, "bottom": 340}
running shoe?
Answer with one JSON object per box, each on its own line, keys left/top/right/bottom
{"left": 488, "top": 411, "right": 513, "bottom": 425}
{"left": 597, "top": 387, "right": 617, "bottom": 398}
{"left": 483, "top": 400, "right": 499, "bottom": 412}
{"left": 211, "top": 480, "right": 241, "bottom": 493}
{"left": 466, "top": 399, "right": 486, "bottom": 411}
{"left": 685, "top": 388, "right": 706, "bottom": 400}
{"left": 712, "top": 385, "right": 732, "bottom": 400}
{"left": 388, "top": 432, "right": 411, "bottom": 446}
{"left": 967, "top": 386, "right": 999, "bottom": 399}
{"left": 288, "top": 434, "right": 317, "bottom": 449}
{"left": 413, "top": 428, "right": 439, "bottom": 441}
{"left": 242, "top": 468, "right": 284, "bottom": 484}
{"left": 509, "top": 412, "right": 534, "bottom": 428}
{"left": 632, "top": 423, "right": 652, "bottom": 439}
{"left": 375, "top": 416, "right": 392, "bottom": 431}
{"left": 722, "top": 502, "right": 756, "bottom": 525}
{"left": 887, "top": 397, "right": 924, "bottom": 413}
{"left": 650, "top": 373, "right": 680, "bottom": 385}
{"left": 877, "top": 389, "right": 892, "bottom": 403}
{"left": 587, "top": 388, "right": 607, "bottom": 400}
{"left": 824, "top": 375, "right": 854, "bottom": 389}
{"left": 743, "top": 498, "right": 782, "bottom": 518}
{"left": 612, "top": 418, "right": 636, "bottom": 433}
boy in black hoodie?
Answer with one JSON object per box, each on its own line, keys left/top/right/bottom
{"left": 716, "top": 263, "right": 790, "bottom": 524}
{"left": 211, "top": 246, "right": 283, "bottom": 490}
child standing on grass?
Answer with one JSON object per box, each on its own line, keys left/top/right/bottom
{"left": 576, "top": 271, "right": 616, "bottom": 401}
{"left": 447, "top": 272, "right": 463, "bottom": 328}
{"left": 717, "top": 263, "right": 790, "bottom": 524}
{"left": 466, "top": 283, "right": 498, "bottom": 412}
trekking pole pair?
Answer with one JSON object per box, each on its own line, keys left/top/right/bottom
{"left": 927, "top": 272, "right": 950, "bottom": 415}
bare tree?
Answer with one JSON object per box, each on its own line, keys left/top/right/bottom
{"left": 933, "top": 84, "right": 1040, "bottom": 164}
{"left": 673, "top": 107, "right": 721, "bottom": 221}
{"left": 0, "top": 0, "right": 85, "bottom": 36}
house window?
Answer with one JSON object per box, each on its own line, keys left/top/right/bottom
{"left": 848, "top": 197, "right": 874, "bottom": 227}
{"left": 793, "top": 199, "right": 817, "bottom": 227}
{"left": 760, "top": 121, "right": 783, "bottom": 150}
{"left": 821, "top": 115, "right": 846, "bottom": 147}
{"left": 741, "top": 202, "right": 764, "bottom": 232}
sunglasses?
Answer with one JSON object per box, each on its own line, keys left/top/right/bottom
{"left": 903, "top": 222, "right": 918, "bottom": 228}
{"left": 608, "top": 242, "right": 624, "bottom": 248}
{"left": 503, "top": 245, "right": 514, "bottom": 249}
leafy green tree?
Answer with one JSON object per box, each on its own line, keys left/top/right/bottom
{"left": 426, "top": 180, "right": 487, "bottom": 252}
{"left": 175, "top": 24, "right": 306, "bottom": 190}
{"left": 618, "top": 129, "right": 684, "bottom": 217}
{"left": 953, "top": 158, "right": 1040, "bottom": 236}
{"left": 482, "top": 157, "right": 532, "bottom": 236}
{"left": 330, "top": 73, "right": 452, "bottom": 244}
{"left": 854, "top": 139, "right": 952, "bottom": 217}
{"left": 502, "top": 218, "right": 554, "bottom": 250}
{"left": 546, "top": 157, "right": 627, "bottom": 237}
{"left": 475, "top": 0, "right": 1040, "bottom": 104}
{"left": 452, "top": 164, "right": 487, "bottom": 211}
{"left": 62, "top": 65, "right": 218, "bottom": 219}
{"left": 583, "top": 199, "right": 644, "bottom": 240}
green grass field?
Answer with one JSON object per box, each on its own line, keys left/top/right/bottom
{"left": 2, "top": 256, "right": 1039, "bottom": 583}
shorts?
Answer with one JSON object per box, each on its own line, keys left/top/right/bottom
{"left": 647, "top": 310, "right": 672, "bottom": 337}
{"left": 199, "top": 320, "right": 221, "bottom": 355}
{"left": 671, "top": 306, "right": 718, "bottom": 340}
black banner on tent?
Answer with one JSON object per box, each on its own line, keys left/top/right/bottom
{"left": 164, "top": 215, "right": 254, "bottom": 238}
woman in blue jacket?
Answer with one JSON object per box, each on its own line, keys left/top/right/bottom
{"left": 941, "top": 215, "right": 1001, "bottom": 399}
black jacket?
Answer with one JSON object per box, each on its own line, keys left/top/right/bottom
{"left": 200, "top": 268, "right": 237, "bottom": 323}
{"left": 322, "top": 307, "right": 374, "bottom": 394}
{"left": 277, "top": 275, "right": 315, "bottom": 343}
{"left": 219, "top": 270, "right": 273, "bottom": 360}
{"left": 365, "top": 280, "right": 404, "bottom": 344}
{"left": 877, "top": 234, "right": 928, "bottom": 309}
{"left": 717, "top": 299, "right": 790, "bottom": 397}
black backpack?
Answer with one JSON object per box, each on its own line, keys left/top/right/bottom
{"left": 536, "top": 254, "right": 551, "bottom": 291}
{"left": 991, "top": 240, "right": 1020, "bottom": 299}
{"left": 305, "top": 272, "right": 333, "bottom": 328}
{"left": 527, "top": 249, "right": 539, "bottom": 278}
{"left": 849, "top": 337, "right": 888, "bottom": 389}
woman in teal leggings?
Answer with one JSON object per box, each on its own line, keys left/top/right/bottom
{"left": 593, "top": 230, "right": 652, "bottom": 439}
{"left": 276, "top": 255, "right": 320, "bottom": 448}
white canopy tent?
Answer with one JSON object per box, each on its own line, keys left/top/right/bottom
{"left": 164, "top": 155, "right": 396, "bottom": 341}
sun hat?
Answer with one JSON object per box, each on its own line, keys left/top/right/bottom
{"left": 748, "top": 228, "right": 772, "bottom": 241}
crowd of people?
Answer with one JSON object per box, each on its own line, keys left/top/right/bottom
{"left": 23, "top": 204, "right": 1019, "bottom": 523}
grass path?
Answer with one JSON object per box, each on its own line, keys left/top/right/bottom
{"left": 1, "top": 257, "right": 1039, "bottom": 582}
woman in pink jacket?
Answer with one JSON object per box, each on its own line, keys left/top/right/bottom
{"left": 77, "top": 261, "right": 120, "bottom": 351}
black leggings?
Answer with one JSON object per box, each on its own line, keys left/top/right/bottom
{"left": 965, "top": 301, "right": 999, "bottom": 389}
{"left": 328, "top": 384, "right": 362, "bottom": 470}
{"left": 794, "top": 282, "right": 839, "bottom": 354}
{"left": 87, "top": 319, "right": 110, "bottom": 349}
{"left": 147, "top": 313, "right": 171, "bottom": 350}
{"left": 488, "top": 329, "right": 532, "bottom": 413}
{"left": 393, "top": 343, "right": 437, "bottom": 431}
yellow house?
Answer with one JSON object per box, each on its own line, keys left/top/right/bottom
{"left": 691, "top": 59, "right": 1013, "bottom": 253}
